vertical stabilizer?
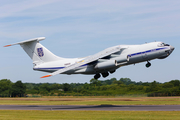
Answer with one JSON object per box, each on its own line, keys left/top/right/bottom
{"left": 4, "top": 37, "right": 63, "bottom": 65}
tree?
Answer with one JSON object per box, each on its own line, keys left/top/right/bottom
{"left": 83, "top": 83, "right": 90, "bottom": 90}
{"left": 63, "top": 83, "right": 71, "bottom": 92}
{"left": 90, "top": 79, "right": 101, "bottom": 86}
{"left": 119, "top": 78, "right": 132, "bottom": 85}
{"left": 0, "top": 79, "right": 12, "bottom": 96}
{"left": 40, "top": 83, "right": 50, "bottom": 92}
{"left": 162, "top": 82, "right": 174, "bottom": 88}
{"left": 11, "top": 81, "right": 26, "bottom": 97}
{"left": 113, "top": 80, "right": 123, "bottom": 85}
{"left": 50, "top": 84, "right": 61, "bottom": 91}
{"left": 169, "top": 80, "right": 180, "bottom": 87}
{"left": 101, "top": 78, "right": 117, "bottom": 85}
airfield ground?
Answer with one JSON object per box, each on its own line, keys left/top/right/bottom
{"left": 0, "top": 96, "right": 179, "bottom": 105}
{"left": 0, "top": 96, "right": 180, "bottom": 120}
{"left": 0, "top": 110, "right": 180, "bottom": 120}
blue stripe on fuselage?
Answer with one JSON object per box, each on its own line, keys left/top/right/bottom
{"left": 128, "top": 47, "right": 167, "bottom": 57}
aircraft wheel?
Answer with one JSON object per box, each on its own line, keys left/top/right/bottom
{"left": 109, "top": 70, "right": 116, "bottom": 74}
{"left": 101, "top": 72, "right": 109, "bottom": 78}
{"left": 146, "top": 62, "right": 151, "bottom": 68}
{"left": 94, "top": 73, "right": 101, "bottom": 79}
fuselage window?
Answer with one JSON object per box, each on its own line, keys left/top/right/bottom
{"left": 164, "top": 44, "right": 170, "bottom": 46}
{"left": 158, "top": 42, "right": 170, "bottom": 47}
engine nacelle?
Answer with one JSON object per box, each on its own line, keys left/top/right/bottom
{"left": 94, "top": 60, "right": 117, "bottom": 70}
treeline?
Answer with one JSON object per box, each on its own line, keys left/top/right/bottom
{"left": 0, "top": 78, "right": 180, "bottom": 97}
{"left": 0, "top": 79, "right": 26, "bottom": 97}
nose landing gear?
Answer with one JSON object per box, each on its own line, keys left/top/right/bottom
{"left": 146, "top": 61, "right": 151, "bottom": 68}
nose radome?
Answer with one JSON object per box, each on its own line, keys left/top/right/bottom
{"left": 170, "top": 46, "right": 175, "bottom": 51}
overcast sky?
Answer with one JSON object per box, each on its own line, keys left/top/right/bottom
{"left": 0, "top": 0, "right": 179, "bottom": 83}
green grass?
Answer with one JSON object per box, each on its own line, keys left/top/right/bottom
{"left": 0, "top": 97, "right": 180, "bottom": 105}
{"left": 0, "top": 100, "right": 180, "bottom": 105}
{"left": 0, "top": 97, "right": 179, "bottom": 120}
{"left": 0, "top": 110, "right": 179, "bottom": 120}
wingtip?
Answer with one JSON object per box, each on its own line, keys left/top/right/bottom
{"left": 4, "top": 44, "right": 12, "bottom": 47}
{"left": 41, "top": 75, "right": 52, "bottom": 78}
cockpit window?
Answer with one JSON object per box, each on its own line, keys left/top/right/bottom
{"left": 158, "top": 42, "right": 170, "bottom": 47}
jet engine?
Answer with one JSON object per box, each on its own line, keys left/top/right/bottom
{"left": 94, "top": 60, "right": 117, "bottom": 70}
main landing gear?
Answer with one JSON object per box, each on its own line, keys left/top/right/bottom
{"left": 101, "top": 72, "right": 109, "bottom": 78}
{"left": 94, "top": 72, "right": 110, "bottom": 79}
{"left": 94, "top": 72, "right": 109, "bottom": 79}
{"left": 94, "top": 70, "right": 116, "bottom": 79}
{"left": 94, "top": 73, "right": 101, "bottom": 79}
{"left": 146, "top": 61, "right": 151, "bottom": 68}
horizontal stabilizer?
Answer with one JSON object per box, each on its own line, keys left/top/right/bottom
{"left": 4, "top": 37, "right": 45, "bottom": 47}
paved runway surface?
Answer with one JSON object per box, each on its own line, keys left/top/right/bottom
{"left": 0, "top": 105, "right": 180, "bottom": 111}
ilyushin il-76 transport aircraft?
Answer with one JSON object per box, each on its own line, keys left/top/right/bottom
{"left": 4, "top": 37, "right": 175, "bottom": 79}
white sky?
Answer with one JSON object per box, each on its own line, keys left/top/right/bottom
{"left": 0, "top": 0, "right": 179, "bottom": 83}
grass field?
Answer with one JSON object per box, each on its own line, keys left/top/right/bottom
{"left": 0, "top": 96, "right": 179, "bottom": 105}
{"left": 0, "top": 110, "right": 179, "bottom": 120}
{"left": 0, "top": 97, "right": 179, "bottom": 120}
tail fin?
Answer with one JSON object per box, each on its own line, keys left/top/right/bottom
{"left": 4, "top": 37, "right": 63, "bottom": 65}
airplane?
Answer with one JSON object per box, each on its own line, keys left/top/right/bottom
{"left": 4, "top": 37, "right": 175, "bottom": 79}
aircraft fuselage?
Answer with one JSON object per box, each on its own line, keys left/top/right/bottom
{"left": 33, "top": 42, "right": 174, "bottom": 77}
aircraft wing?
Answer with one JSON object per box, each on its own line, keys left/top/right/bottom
{"left": 41, "top": 46, "right": 122, "bottom": 78}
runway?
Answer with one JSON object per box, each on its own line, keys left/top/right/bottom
{"left": 0, "top": 105, "right": 180, "bottom": 111}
